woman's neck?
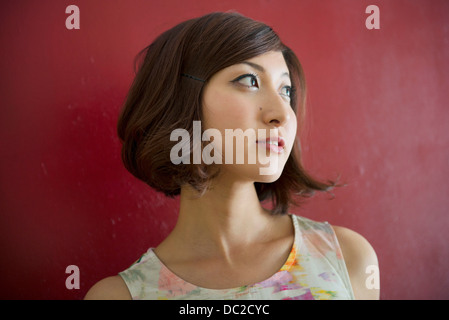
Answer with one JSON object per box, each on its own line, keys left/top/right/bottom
{"left": 169, "top": 176, "right": 276, "bottom": 261}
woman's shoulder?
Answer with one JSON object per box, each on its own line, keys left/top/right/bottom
{"left": 291, "top": 214, "right": 380, "bottom": 299}
{"left": 84, "top": 275, "right": 132, "bottom": 300}
{"left": 331, "top": 225, "right": 380, "bottom": 300}
{"left": 291, "top": 215, "right": 378, "bottom": 268}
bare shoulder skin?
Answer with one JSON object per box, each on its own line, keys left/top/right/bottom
{"left": 84, "top": 275, "right": 132, "bottom": 300}
{"left": 332, "top": 226, "right": 380, "bottom": 300}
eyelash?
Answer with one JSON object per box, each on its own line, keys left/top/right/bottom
{"left": 231, "top": 73, "right": 259, "bottom": 88}
{"left": 231, "top": 73, "right": 292, "bottom": 99}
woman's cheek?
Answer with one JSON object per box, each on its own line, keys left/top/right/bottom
{"left": 205, "top": 94, "right": 254, "bottom": 131}
{"left": 285, "top": 115, "right": 298, "bottom": 152}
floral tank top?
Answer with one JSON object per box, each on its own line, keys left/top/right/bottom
{"left": 119, "top": 214, "right": 355, "bottom": 300}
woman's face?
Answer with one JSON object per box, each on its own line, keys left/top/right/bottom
{"left": 201, "top": 51, "right": 298, "bottom": 183}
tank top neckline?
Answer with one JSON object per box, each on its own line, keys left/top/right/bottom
{"left": 147, "top": 214, "right": 301, "bottom": 292}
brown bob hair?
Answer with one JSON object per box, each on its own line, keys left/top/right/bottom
{"left": 117, "top": 12, "right": 335, "bottom": 214}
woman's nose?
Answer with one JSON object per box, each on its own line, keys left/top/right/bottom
{"left": 260, "top": 90, "right": 291, "bottom": 127}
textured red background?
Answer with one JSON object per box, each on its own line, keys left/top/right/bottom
{"left": 1, "top": 0, "right": 448, "bottom": 299}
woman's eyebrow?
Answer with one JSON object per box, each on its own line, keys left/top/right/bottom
{"left": 241, "top": 61, "right": 290, "bottom": 78}
{"left": 242, "top": 61, "right": 265, "bottom": 72}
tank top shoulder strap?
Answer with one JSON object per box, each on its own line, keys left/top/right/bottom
{"left": 290, "top": 214, "right": 355, "bottom": 299}
{"left": 119, "top": 248, "right": 161, "bottom": 299}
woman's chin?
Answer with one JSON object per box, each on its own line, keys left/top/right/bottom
{"left": 255, "top": 171, "right": 283, "bottom": 183}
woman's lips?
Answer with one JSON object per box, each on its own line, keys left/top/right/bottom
{"left": 256, "top": 136, "right": 285, "bottom": 154}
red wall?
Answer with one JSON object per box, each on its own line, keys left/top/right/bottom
{"left": 1, "top": 0, "right": 448, "bottom": 300}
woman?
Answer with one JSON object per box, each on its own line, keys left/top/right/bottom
{"left": 85, "top": 12, "right": 379, "bottom": 300}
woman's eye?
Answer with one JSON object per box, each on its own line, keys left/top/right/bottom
{"left": 232, "top": 74, "right": 259, "bottom": 88}
{"left": 280, "top": 86, "right": 292, "bottom": 98}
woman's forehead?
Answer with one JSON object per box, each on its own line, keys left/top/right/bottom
{"left": 219, "top": 51, "right": 290, "bottom": 77}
